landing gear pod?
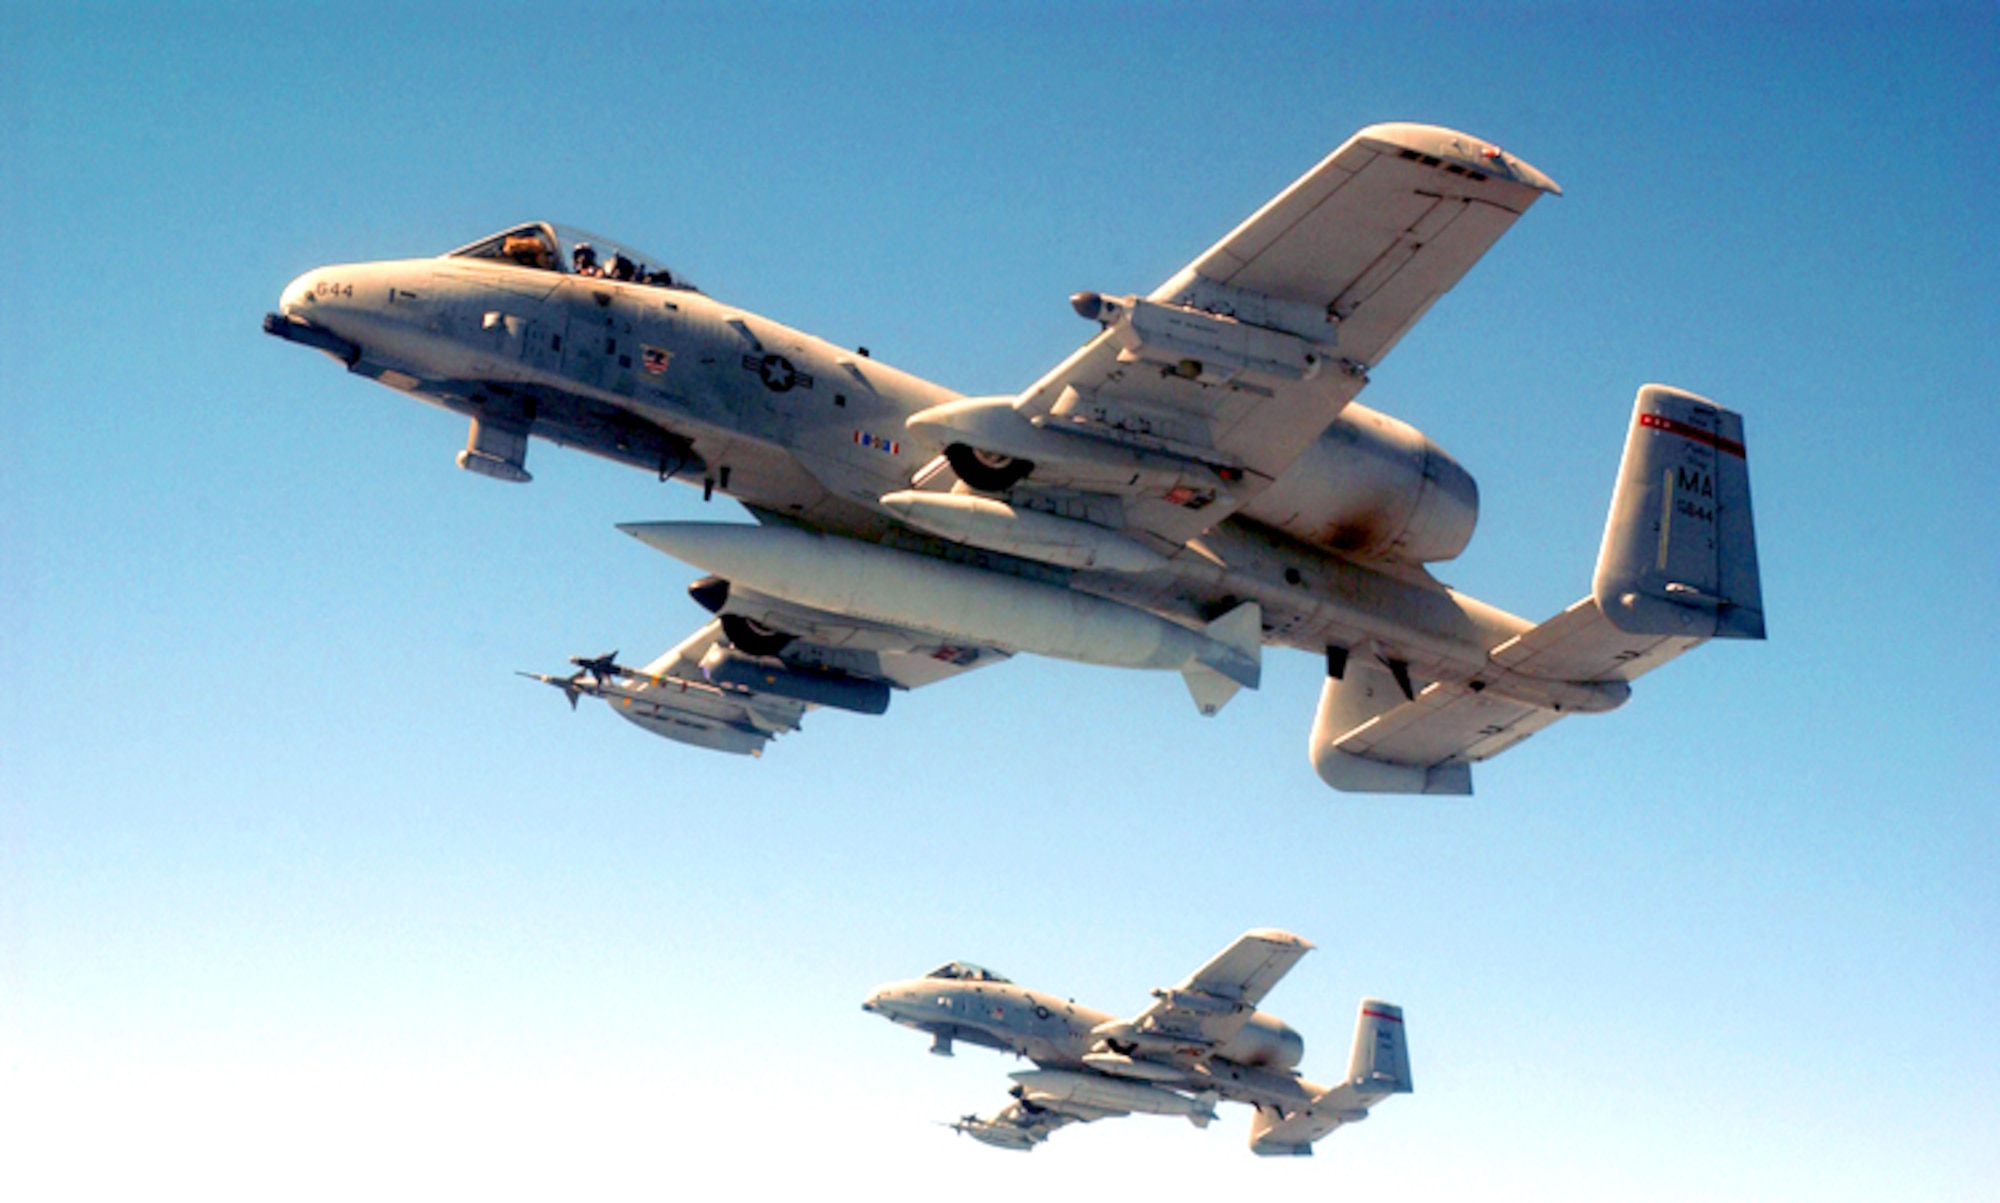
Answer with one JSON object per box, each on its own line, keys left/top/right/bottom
{"left": 456, "top": 418, "right": 531, "bottom": 483}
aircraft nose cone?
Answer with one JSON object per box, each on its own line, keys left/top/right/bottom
{"left": 279, "top": 268, "right": 321, "bottom": 317}
{"left": 266, "top": 265, "right": 366, "bottom": 365}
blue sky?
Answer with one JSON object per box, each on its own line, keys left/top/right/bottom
{"left": 3, "top": 3, "right": 1995, "bottom": 1198}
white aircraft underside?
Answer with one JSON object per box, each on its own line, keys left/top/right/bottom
{"left": 862, "top": 929, "right": 1411, "bottom": 1155}
{"left": 266, "top": 123, "right": 1765, "bottom": 794}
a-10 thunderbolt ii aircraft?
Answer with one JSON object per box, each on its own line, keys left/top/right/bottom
{"left": 862, "top": 928, "right": 1408, "bottom": 1155}
{"left": 264, "top": 122, "right": 1764, "bottom": 794}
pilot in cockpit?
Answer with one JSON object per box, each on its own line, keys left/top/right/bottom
{"left": 605, "top": 251, "right": 637, "bottom": 282}
{"left": 571, "top": 242, "right": 601, "bottom": 277}
{"left": 926, "top": 961, "right": 1009, "bottom": 983}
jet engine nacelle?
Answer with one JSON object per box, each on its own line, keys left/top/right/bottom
{"left": 1213, "top": 1012, "right": 1304, "bottom": 1070}
{"left": 1240, "top": 404, "right": 1478, "bottom": 565}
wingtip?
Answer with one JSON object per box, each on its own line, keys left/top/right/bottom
{"left": 1354, "top": 122, "right": 1563, "bottom": 196}
{"left": 1243, "top": 927, "right": 1313, "bottom": 951}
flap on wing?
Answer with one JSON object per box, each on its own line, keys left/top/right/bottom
{"left": 1177, "top": 123, "right": 1559, "bottom": 370}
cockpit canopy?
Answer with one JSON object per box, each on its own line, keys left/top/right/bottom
{"left": 445, "top": 222, "right": 697, "bottom": 292}
{"left": 924, "top": 961, "right": 1011, "bottom": 983}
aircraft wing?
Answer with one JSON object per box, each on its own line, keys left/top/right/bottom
{"left": 1172, "top": 928, "right": 1315, "bottom": 1011}
{"left": 1312, "top": 598, "right": 1705, "bottom": 794}
{"left": 1003, "top": 123, "right": 1559, "bottom": 548}
{"left": 529, "top": 602, "right": 1011, "bottom": 756}
{"left": 1110, "top": 929, "right": 1315, "bottom": 1054}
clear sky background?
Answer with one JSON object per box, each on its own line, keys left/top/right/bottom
{"left": 4, "top": 3, "right": 1995, "bottom": 1199}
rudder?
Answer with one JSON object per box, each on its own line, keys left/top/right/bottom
{"left": 1593, "top": 385, "right": 1765, "bottom": 640}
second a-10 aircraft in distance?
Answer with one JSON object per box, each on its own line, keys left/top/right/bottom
{"left": 863, "top": 929, "right": 1407, "bottom": 1155}
{"left": 266, "top": 122, "right": 1764, "bottom": 794}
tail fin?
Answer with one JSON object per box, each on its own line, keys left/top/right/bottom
{"left": 1245, "top": 1000, "right": 1411, "bottom": 1157}
{"left": 1181, "top": 600, "right": 1263, "bottom": 716}
{"left": 1593, "top": 385, "right": 1764, "bottom": 640}
{"left": 1346, "top": 999, "right": 1413, "bottom": 1094}
{"left": 1187, "top": 1090, "right": 1219, "bottom": 1128}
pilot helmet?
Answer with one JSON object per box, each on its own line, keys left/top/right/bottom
{"left": 572, "top": 242, "right": 598, "bottom": 270}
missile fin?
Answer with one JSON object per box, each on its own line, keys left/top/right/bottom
{"left": 1199, "top": 600, "right": 1263, "bottom": 689}
{"left": 1181, "top": 662, "right": 1243, "bottom": 717}
{"left": 1188, "top": 1090, "right": 1220, "bottom": 1128}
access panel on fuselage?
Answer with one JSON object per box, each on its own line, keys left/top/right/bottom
{"left": 559, "top": 280, "right": 643, "bottom": 398}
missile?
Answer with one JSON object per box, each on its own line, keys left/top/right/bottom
{"left": 519, "top": 669, "right": 589, "bottom": 709}
{"left": 1009, "top": 1069, "right": 1217, "bottom": 1126}
{"left": 949, "top": 1116, "right": 1038, "bottom": 1150}
{"left": 878, "top": 489, "right": 1168, "bottom": 574}
{"left": 520, "top": 662, "right": 776, "bottom": 756}
{"left": 619, "top": 521, "right": 1261, "bottom": 714}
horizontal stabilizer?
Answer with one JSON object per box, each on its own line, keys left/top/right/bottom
{"left": 1307, "top": 663, "right": 1479, "bottom": 794}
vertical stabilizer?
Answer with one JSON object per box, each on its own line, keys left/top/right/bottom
{"left": 1346, "top": 999, "right": 1413, "bottom": 1094}
{"left": 1593, "top": 385, "right": 1764, "bottom": 639}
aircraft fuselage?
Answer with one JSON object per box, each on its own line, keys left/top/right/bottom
{"left": 270, "top": 246, "right": 1550, "bottom": 690}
